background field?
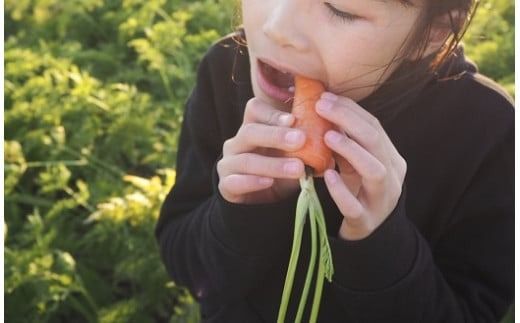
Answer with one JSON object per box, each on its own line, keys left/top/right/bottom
{"left": 4, "top": 0, "right": 514, "bottom": 322}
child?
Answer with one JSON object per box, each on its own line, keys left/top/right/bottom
{"left": 156, "top": 0, "right": 514, "bottom": 322}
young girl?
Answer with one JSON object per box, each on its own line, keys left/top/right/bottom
{"left": 156, "top": 0, "right": 514, "bottom": 322}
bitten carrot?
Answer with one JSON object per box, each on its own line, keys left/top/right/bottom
{"left": 285, "top": 76, "right": 334, "bottom": 174}
{"left": 277, "top": 75, "right": 335, "bottom": 323}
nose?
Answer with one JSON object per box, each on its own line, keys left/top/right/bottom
{"left": 262, "top": 1, "right": 309, "bottom": 51}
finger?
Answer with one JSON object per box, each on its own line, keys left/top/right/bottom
{"left": 217, "top": 153, "right": 305, "bottom": 179}
{"left": 324, "top": 130, "right": 388, "bottom": 195}
{"left": 323, "top": 169, "right": 365, "bottom": 222}
{"left": 219, "top": 174, "right": 274, "bottom": 201}
{"left": 243, "top": 97, "right": 295, "bottom": 126}
{"left": 322, "top": 92, "right": 377, "bottom": 126}
{"left": 324, "top": 95, "right": 407, "bottom": 185}
{"left": 223, "top": 123, "right": 305, "bottom": 156}
{"left": 335, "top": 153, "right": 356, "bottom": 175}
{"left": 315, "top": 93, "right": 391, "bottom": 165}
{"left": 324, "top": 94, "right": 407, "bottom": 184}
{"left": 321, "top": 92, "right": 405, "bottom": 166}
{"left": 334, "top": 154, "right": 362, "bottom": 196}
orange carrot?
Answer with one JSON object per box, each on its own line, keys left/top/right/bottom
{"left": 277, "top": 78, "right": 336, "bottom": 322}
{"left": 285, "top": 76, "right": 333, "bottom": 174}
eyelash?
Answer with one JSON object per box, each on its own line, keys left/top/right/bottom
{"left": 324, "top": 2, "right": 360, "bottom": 23}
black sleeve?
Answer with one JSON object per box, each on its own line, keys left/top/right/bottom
{"left": 324, "top": 122, "right": 514, "bottom": 322}
{"left": 155, "top": 51, "right": 299, "bottom": 316}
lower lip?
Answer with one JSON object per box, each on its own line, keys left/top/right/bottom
{"left": 256, "top": 60, "right": 294, "bottom": 104}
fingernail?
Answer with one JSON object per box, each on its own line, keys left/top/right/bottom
{"left": 326, "top": 130, "right": 342, "bottom": 143}
{"left": 258, "top": 177, "right": 273, "bottom": 185}
{"left": 285, "top": 130, "right": 303, "bottom": 145}
{"left": 321, "top": 92, "right": 338, "bottom": 101}
{"left": 325, "top": 170, "right": 338, "bottom": 184}
{"left": 316, "top": 98, "right": 334, "bottom": 112}
{"left": 278, "top": 113, "right": 293, "bottom": 126}
{"left": 284, "top": 161, "right": 301, "bottom": 175}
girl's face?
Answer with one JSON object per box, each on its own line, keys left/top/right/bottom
{"left": 241, "top": 0, "right": 425, "bottom": 110}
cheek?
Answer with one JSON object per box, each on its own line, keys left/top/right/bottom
{"left": 322, "top": 46, "right": 401, "bottom": 99}
{"left": 320, "top": 25, "right": 411, "bottom": 97}
{"left": 241, "top": 0, "right": 271, "bottom": 29}
{"left": 241, "top": 6, "right": 257, "bottom": 30}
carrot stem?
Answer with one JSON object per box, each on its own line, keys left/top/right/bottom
{"left": 310, "top": 251, "right": 326, "bottom": 323}
{"left": 277, "top": 185, "right": 310, "bottom": 323}
{"left": 309, "top": 186, "right": 334, "bottom": 282}
{"left": 309, "top": 191, "right": 333, "bottom": 323}
{"left": 295, "top": 188, "right": 318, "bottom": 323}
{"left": 277, "top": 167, "right": 334, "bottom": 323}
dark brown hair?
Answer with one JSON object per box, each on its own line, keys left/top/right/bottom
{"left": 360, "top": 0, "right": 481, "bottom": 121}
{"left": 398, "top": 0, "right": 479, "bottom": 75}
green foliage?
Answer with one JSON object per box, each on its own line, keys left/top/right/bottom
{"left": 5, "top": 0, "right": 235, "bottom": 322}
{"left": 4, "top": 0, "right": 513, "bottom": 322}
{"left": 464, "top": 0, "right": 515, "bottom": 97}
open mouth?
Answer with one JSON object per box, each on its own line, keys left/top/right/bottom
{"left": 257, "top": 59, "right": 296, "bottom": 103}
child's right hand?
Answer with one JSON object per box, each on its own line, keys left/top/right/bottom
{"left": 217, "top": 97, "right": 307, "bottom": 204}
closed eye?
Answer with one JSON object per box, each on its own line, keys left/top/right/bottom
{"left": 324, "top": 2, "right": 361, "bottom": 23}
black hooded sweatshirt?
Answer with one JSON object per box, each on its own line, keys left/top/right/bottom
{"left": 155, "top": 32, "right": 514, "bottom": 322}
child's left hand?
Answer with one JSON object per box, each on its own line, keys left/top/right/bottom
{"left": 315, "top": 92, "right": 407, "bottom": 241}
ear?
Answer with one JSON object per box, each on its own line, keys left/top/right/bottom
{"left": 417, "top": 9, "right": 464, "bottom": 59}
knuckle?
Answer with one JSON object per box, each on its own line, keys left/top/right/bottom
{"left": 266, "top": 110, "right": 282, "bottom": 126}
{"left": 240, "top": 153, "right": 256, "bottom": 174}
{"left": 400, "top": 157, "right": 408, "bottom": 173}
{"left": 370, "top": 165, "right": 387, "bottom": 183}
{"left": 280, "top": 158, "right": 303, "bottom": 177}
{"left": 368, "top": 115, "right": 381, "bottom": 128}
{"left": 217, "top": 180, "right": 225, "bottom": 193}
{"left": 366, "top": 218, "right": 378, "bottom": 233}
{"left": 398, "top": 157, "right": 407, "bottom": 180}
{"left": 222, "top": 138, "right": 233, "bottom": 156}
{"left": 220, "top": 175, "right": 242, "bottom": 198}
{"left": 363, "top": 129, "right": 380, "bottom": 148}
{"left": 344, "top": 207, "right": 364, "bottom": 224}
{"left": 240, "top": 123, "right": 256, "bottom": 139}
{"left": 216, "top": 158, "right": 224, "bottom": 175}
{"left": 275, "top": 127, "right": 289, "bottom": 146}
{"left": 218, "top": 154, "right": 238, "bottom": 177}
{"left": 282, "top": 128, "right": 305, "bottom": 149}
{"left": 244, "top": 97, "right": 261, "bottom": 118}
{"left": 246, "top": 98, "right": 285, "bottom": 126}
{"left": 395, "top": 180, "right": 403, "bottom": 197}
{"left": 218, "top": 176, "right": 231, "bottom": 194}
{"left": 337, "top": 193, "right": 364, "bottom": 219}
{"left": 351, "top": 204, "right": 365, "bottom": 219}
{"left": 277, "top": 159, "right": 289, "bottom": 175}
{"left": 337, "top": 105, "right": 348, "bottom": 119}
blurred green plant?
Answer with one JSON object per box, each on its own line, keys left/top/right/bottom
{"left": 464, "top": 0, "right": 515, "bottom": 97}
{"left": 5, "top": 0, "right": 234, "bottom": 322}
{"left": 4, "top": 0, "right": 513, "bottom": 322}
